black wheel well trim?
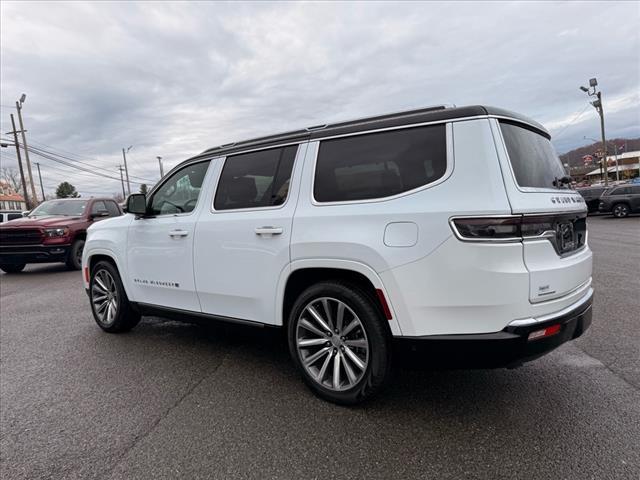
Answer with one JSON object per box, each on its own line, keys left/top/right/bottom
{"left": 282, "top": 267, "right": 392, "bottom": 334}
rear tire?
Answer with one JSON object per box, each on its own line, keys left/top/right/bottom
{"left": 0, "top": 263, "right": 26, "bottom": 274}
{"left": 65, "top": 239, "right": 85, "bottom": 270}
{"left": 612, "top": 203, "right": 630, "bottom": 218}
{"left": 89, "top": 261, "right": 141, "bottom": 333}
{"left": 287, "top": 281, "right": 391, "bottom": 405}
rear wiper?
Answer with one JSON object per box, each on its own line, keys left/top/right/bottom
{"left": 553, "top": 176, "right": 572, "bottom": 188}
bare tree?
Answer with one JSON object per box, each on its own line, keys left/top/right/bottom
{"left": 0, "top": 167, "right": 22, "bottom": 193}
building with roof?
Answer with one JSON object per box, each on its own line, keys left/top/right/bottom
{"left": 584, "top": 150, "right": 640, "bottom": 181}
{"left": 0, "top": 180, "right": 27, "bottom": 211}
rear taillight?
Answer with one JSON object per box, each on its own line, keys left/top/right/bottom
{"left": 451, "top": 214, "right": 586, "bottom": 255}
{"left": 520, "top": 215, "right": 556, "bottom": 237}
{"left": 451, "top": 217, "right": 521, "bottom": 241}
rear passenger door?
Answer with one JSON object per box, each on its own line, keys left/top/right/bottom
{"left": 193, "top": 143, "right": 307, "bottom": 324}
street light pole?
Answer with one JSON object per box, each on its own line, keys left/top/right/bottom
{"left": 580, "top": 78, "right": 610, "bottom": 186}
{"left": 118, "top": 165, "right": 126, "bottom": 198}
{"left": 15, "top": 94, "right": 39, "bottom": 202}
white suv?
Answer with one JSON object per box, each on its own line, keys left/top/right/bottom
{"left": 82, "top": 105, "right": 593, "bottom": 404}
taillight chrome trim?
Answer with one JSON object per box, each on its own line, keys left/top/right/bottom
{"left": 448, "top": 215, "right": 522, "bottom": 243}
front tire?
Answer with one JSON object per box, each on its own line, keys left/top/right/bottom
{"left": 0, "top": 263, "right": 26, "bottom": 274}
{"left": 89, "top": 261, "right": 140, "bottom": 333}
{"left": 66, "top": 239, "right": 85, "bottom": 270}
{"left": 287, "top": 281, "right": 391, "bottom": 405}
{"left": 612, "top": 203, "right": 630, "bottom": 218}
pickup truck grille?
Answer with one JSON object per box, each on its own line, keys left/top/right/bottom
{"left": 0, "top": 229, "right": 43, "bottom": 245}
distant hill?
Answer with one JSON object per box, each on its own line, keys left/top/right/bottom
{"left": 559, "top": 137, "right": 640, "bottom": 169}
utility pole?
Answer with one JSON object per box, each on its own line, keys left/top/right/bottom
{"left": 34, "top": 162, "right": 46, "bottom": 200}
{"left": 15, "top": 95, "right": 39, "bottom": 203}
{"left": 118, "top": 165, "right": 126, "bottom": 198}
{"left": 9, "top": 114, "right": 30, "bottom": 208}
{"left": 122, "top": 146, "right": 132, "bottom": 195}
{"left": 157, "top": 156, "right": 164, "bottom": 177}
{"left": 579, "top": 78, "right": 609, "bottom": 187}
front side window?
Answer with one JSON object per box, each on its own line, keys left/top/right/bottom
{"left": 314, "top": 125, "right": 447, "bottom": 202}
{"left": 214, "top": 145, "right": 298, "bottom": 210}
{"left": 105, "top": 201, "right": 121, "bottom": 217}
{"left": 149, "top": 161, "right": 210, "bottom": 215}
{"left": 91, "top": 201, "right": 108, "bottom": 215}
{"left": 500, "top": 121, "right": 567, "bottom": 190}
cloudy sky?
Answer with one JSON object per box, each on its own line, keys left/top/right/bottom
{"left": 1, "top": 1, "right": 639, "bottom": 197}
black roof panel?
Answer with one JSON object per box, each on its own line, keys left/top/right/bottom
{"left": 187, "top": 105, "right": 548, "bottom": 164}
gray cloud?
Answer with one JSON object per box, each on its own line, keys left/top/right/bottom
{"left": 1, "top": 1, "right": 638, "bottom": 196}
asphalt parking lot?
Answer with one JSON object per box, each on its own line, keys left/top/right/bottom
{"left": 1, "top": 215, "right": 639, "bottom": 480}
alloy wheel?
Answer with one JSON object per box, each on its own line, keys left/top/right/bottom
{"left": 91, "top": 269, "right": 119, "bottom": 325}
{"left": 76, "top": 243, "right": 84, "bottom": 266}
{"left": 613, "top": 204, "right": 628, "bottom": 218}
{"left": 296, "top": 297, "right": 369, "bottom": 391}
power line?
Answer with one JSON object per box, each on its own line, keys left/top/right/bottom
{"left": 552, "top": 104, "right": 591, "bottom": 140}
{"left": 15, "top": 144, "right": 146, "bottom": 185}
{"left": 1, "top": 136, "right": 156, "bottom": 183}
{"left": 24, "top": 137, "right": 156, "bottom": 182}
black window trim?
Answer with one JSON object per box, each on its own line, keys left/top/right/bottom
{"left": 146, "top": 159, "right": 212, "bottom": 218}
{"left": 494, "top": 118, "right": 574, "bottom": 195}
{"left": 210, "top": 143, "right": 304, "bottom": 213}
{"left": 311, "top": 122, "right": 454, "bottom": 206}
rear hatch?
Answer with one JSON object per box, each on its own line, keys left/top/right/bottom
{"left": 495, "top": 119, "right": 592, "bottom": 303}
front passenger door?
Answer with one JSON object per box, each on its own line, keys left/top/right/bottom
{"left": 127, "top": 160, "right": 211, "bottom": 311}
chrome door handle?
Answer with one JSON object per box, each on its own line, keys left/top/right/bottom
{"left": 169, "top": 229, "right": 189, "bottom": 238}
{"left": 254, "top": 226, "right": 283, "bottom": 236}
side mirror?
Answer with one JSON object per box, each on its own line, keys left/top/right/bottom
{"left": 126, "top": 194, "right": 147, "bottom": 215}
{"left": 90, "top": 211, "right": 110, "bottom": 219}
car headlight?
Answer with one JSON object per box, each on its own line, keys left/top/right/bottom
{"left": 43, "top": 227, "right": 69, "bottom": 238}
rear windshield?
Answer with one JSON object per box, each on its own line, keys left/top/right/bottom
{"left": 500, "top": 121, "right": 567, "bottom": 189}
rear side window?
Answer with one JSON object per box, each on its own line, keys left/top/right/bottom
{"left": 314, "top": 125, "right": 447, "bottom": 202}
{"left": 611, "top": 187, "right": 629, "bottom": 195}
{"left": 8, "top": 213, "right": 22, "bottom": 220}
{"left": 500, "top": 121, "right": 566, "bottom": 190}
{"left": 214, "top": 145, "right": 298, "bottom": 210}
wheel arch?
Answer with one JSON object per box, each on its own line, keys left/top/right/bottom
{"left": 87, "top": 250, "right": 132, "bottom": 298}
{"left": 278, "top": 260, "right": 402, "bottom": 336}
{"left": 612, "top": 201, "right": 631, "bottom": 212}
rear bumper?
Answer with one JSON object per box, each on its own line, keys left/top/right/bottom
{"left": 0, "top": 245, "right": 71, "bottom": 264}
{"left": 393, "top": 290, "right": 593, "bottom": 368}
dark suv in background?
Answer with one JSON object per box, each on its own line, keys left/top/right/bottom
{"left": 0, "top": 198, "right": 121, "bottom": 273}
{"left": 598, "top": 185, "right": 640, "bottom": 218}
{"left": 577, "top": 186, "right": 607, "bottom": 214}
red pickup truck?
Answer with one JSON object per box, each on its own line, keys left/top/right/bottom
{"left": 0, "top": 198, "right": 122, "bottom": 273}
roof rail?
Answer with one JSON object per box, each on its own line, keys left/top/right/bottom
{"left": 305, "top": 124, "right": 328, "bottom": 132}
